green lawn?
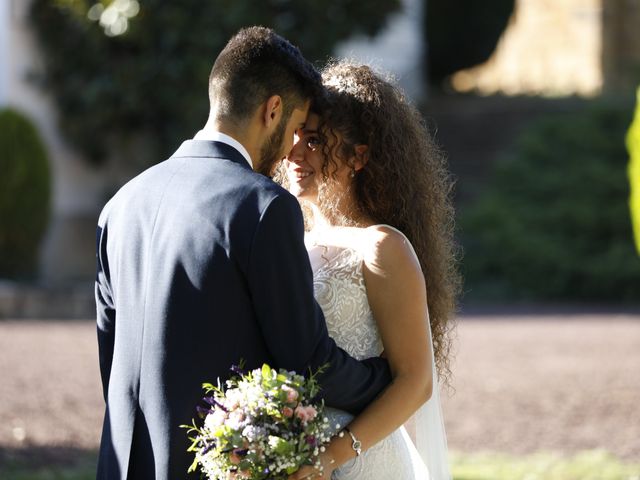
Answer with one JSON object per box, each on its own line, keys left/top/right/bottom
{"left": 451, "top": 451, "right": 640, "bottom": 480}
{"left": 1, "top": 450, "right": 638, "bottom": 480}
{"left": 0, "top": 453, "right": 96, "bottom": 480}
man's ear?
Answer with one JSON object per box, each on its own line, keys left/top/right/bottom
{"left": 263, "top": 95, "right": 283, "bottom": 128}
{"left": 353, "top": 144, "right": 369, "bottom": 171}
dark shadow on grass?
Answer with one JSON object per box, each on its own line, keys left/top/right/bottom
{"left": 0, "top": 446, "right": 97, "bottom": 470}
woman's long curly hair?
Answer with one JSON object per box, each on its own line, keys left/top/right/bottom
{"left": 312, "top": 61, "right": 461, "bottom": 384}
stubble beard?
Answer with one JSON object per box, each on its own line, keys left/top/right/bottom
{"left": 256, "top": 114, "right": 288, "bottom": 177}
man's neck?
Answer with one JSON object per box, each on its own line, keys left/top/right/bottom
{"left": 203, "top": 116, "right": 261, "bottom": 170}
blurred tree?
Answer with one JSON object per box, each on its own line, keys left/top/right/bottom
{"left": 29, "top": 0, "right": 400, "bottom": 168}
{"left": 0, "top": 109, "right": 51, "bottom": 279}
{"left": 461, "top": 102, "right": 640, "bottom": 302}
{"left": 425, "top": 0, "right": 514, "bottom": 86}
{"left": 628, "top": 86, "right": 640, "bottom": 254}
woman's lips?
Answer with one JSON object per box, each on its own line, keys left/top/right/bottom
{"left": 289, "top": 167, "right": 314, "bottom": 180}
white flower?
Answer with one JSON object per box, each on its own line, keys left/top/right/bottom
{"left": 242, "top": 425, "right": 266, "bottom": 442}
{"left": 204, "top": 409, "right": 227, "bottom": 430}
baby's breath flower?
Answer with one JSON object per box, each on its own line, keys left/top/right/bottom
{"left": 183, "top": 363, "right": 328, "bottom": 479}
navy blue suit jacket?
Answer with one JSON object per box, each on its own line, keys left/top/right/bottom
{"left": 95, "top": 140, "right": 391, "bottom": 479}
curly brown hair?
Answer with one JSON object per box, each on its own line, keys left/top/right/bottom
{"left": 313, "top": 61, "right": 461, "bottom": 384}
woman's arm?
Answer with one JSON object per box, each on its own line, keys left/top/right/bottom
{"left": 290, "top": 226, "right": 434, "bottom": 479}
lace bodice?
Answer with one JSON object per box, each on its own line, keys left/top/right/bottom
{"left": 308, "top": 245, "right": 384, "bottom": 360}
{"left": 306, "top": 226, "right": 441, "bottom": 479}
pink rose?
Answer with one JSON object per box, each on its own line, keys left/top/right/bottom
{"left": 282, "top": 406, "right": 294, "bottom": 418}
{"left": 281, "top": 385, "right": 299, "bottom": 403}
{"left": 305, "top": 405, "right": 317, "bottom": 420}
{"left": 294, "top": 405, "right": 317, "bottom": 423}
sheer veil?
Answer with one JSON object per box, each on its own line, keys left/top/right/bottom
{"left": 412, "top": 316, "right": 451, "bottom": 480}
{"left": 382, "top": 224, "right": 451, "bottom": 479}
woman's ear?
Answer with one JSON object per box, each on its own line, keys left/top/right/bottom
{"left": 353, "top": 144, "right": 369, "bottom": 171}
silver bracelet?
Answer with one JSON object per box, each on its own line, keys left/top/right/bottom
{"left": 344, "top": 427, "right": 362, "bottom": 456}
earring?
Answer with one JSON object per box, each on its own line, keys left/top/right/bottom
{"left": 350, "top": 169, "right": 356, "bottom": 178}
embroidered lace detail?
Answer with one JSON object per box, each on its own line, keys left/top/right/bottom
{"left": 311, "top": 246, "right": 383, "bottom": 360}
{"left": 309, "top": 242, "right": 428, "bottom": 479}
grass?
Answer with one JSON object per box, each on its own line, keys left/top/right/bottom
{"left": 1, "top": 450, "right": 639, "bottom": 479}
{"left": 0, "top": 453, "right": 96, "bottom": 480}
{"left": 451, "top": 450, "right": 640, "bottom": 480}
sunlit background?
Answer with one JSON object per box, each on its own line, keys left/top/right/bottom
{"left": 1, "top": 0, "right": 640, "bottom": 478}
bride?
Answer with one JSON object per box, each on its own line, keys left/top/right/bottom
{"left": 280, "top": 61, "right": 460, "bottom": 479}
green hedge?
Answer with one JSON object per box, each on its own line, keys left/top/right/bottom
{"left": 627, "top": 87, "right": 640, "bottom": 254}
{"left": 461, "top": 101, "right": 640, "bottom": 302}
{"left": 0, "top": 109, "right": 51, "bottom": 279}
{"left": 29, "top": 0, "right": 400, "bottom": 167}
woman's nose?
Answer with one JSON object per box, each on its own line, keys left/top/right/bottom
{"left": 286, "top": 136, "right": 306, "bottom": 164}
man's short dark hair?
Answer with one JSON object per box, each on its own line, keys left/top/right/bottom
{"left": 209, "top": 26, "right": 323, "bottom": 125}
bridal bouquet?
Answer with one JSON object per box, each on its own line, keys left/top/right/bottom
{"left": 184, "top": 364, "right": 332, "bottom": 479}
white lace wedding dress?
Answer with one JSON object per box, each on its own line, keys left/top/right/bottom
{"left": 308, "top": 226, "right": 450, "bottom": 480}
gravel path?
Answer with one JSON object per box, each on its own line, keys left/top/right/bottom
{"left": 440, "top": 314, "right": 640, "bottom": 460}
{"left": 0, "top": 315, "right": 638, "bottom": 465}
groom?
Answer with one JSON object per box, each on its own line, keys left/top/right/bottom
{"left": 95, "top": 26, "right": 391, "bottom": 479}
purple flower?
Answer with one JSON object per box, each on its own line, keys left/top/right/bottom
{"left": 305, "top": 435, "right": 317, "bottom": 446}
{"left": 230, "top": 364, "right": 246, "bottom": 376}
{"left": 196, "top": 405, "right": 211, "bottom": 418}
{"left": 201, "top": 441, "right": 217, "bottom": 455}
{"left": 203, "top": 396, "right": 228, "bottom": 412}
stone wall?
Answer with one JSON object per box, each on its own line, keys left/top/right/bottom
{"left": 449, "top": 0, "right": 640, "bottom": 97}
{"left": 450, "top": 0, "right": 604, "bottom": 97}
{"left": 0, "top": 281, "right": 94, "bottom": 319}
{"left": 602, "top": 0, "right": 640, "bottom": 93}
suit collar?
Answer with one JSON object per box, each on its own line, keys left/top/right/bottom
{"left": 171, "top": 140, "right": 253, "bottom": 171}
{"left": 192, "top": 130, "right": 252, "bottom": 167}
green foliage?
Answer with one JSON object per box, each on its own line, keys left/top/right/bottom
{"left": 3, "top": 449, "right": 639, "bottom": 480}
{"left": 29, "top": 0, "right": 400, "bottom": 167}
{"left": 0, "top": 109, "right": 51, "bottom": 279}
{"left": 426, "top": 0, "right": 515, "bottom": 85}
{"left": 451, "top": 450, "right": 640, "bottom": 480}
{"left": 461, "top": 101, "right": 640, "bottom": 302}
{"left": 627, "top": 86, "right": 640, "bottom": 254}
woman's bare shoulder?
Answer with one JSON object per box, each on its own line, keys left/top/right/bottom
{"left": 360, "top": 225, "right": 422, "bottom": 275}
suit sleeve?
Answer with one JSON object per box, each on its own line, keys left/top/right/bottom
{"left": 246, "top": 193, "right": 392, "bottom": 414}
{"left": 95, "top": 222, "right": 115, "bottom": 401}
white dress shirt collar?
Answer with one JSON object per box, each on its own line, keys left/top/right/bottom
{"left": 193, "top": 129, "right": 253, "bottom": 168}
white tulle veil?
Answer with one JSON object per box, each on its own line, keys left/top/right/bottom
{"left": 384, "top": 225, "right": 451, "bottom": 480}
{"left": 412, "top": 315, "right": 451, "bottom": 480}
